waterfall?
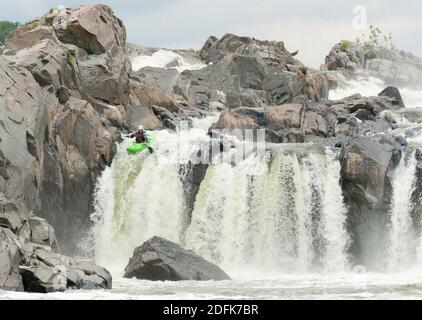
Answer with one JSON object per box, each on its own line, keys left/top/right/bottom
{"left": 387, "top": 151, "right": 418, "bottom": 271}
{"left": 89, "top": 115, "right": 351, "bottom": 275}
{"left": 89, "top": 116, "right": 218, "bottom": 269}
{"left": 185, "top": 149, "right": 350, "bottom": 274}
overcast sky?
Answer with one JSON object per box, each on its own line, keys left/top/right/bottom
{"left": 1, "top": 0, "right": 421, "bottom": 67}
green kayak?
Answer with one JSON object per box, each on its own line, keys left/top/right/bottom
{"left": 127, "top": 135, "right": 154, "bottom": 154}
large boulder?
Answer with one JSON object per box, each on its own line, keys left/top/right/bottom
{"left": 20, "top": 249, "right": 112, "bottom": 293}
{"left": 378, "top": 86, "right": 405, "bottom": 109}
{"left": 340, "top": 136, "right": 405, "bottom": 268}
{"left": 77, "top": 45, "right": 131, "bottom": 105}
{"left": 28, "top": 217, "right": 59, "bottom": 250}
{"left": 4, "top": 5, "right": 131, "bottom": 107}
{"left": 264, "top": 104, "right": 303, "bottom": 130}
{"left": 124, "top": 236, "right": 231, "bottom": 281}
{"left": 126, "top": 105, "right": 163, "bottom": 130}
{"left": 52, "top": 5, "right": 126, "bottom": 54}
{"left": 20, "top": 240, "right": 111, "bottom": 292}
{"left": 340, "top": 136, "right": 399, "bottom": 205}
{"left": 0, "top": 228, "right": 23, "bottom": 291}
{"left": 210, "top": 110, "right": 258, "bottom": 132}
{"left": 129, "top": 81, "right": 179, "bottom": 113}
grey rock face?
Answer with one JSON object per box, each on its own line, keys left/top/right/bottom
{"left": 20, "top": 251, "right": 111, "bottom": 293}
{"left": 124, "top": 236, "right": 231, "bottom": 281}
{"left": 52, "top": 5, "right": 126, "bottom": 54}
{"left": 378, "top": 86, "right": 405, "bottom": 109}
{"left": 28, "top": 217, "right": 59, "bottom": 249}
{"left": 0, "top": 5, "right": 122, "bottom": 292}
{"left": 339, "top": 135, "right": 406, "bottom": 266}
{"left": 0, "top": 228, "right": 23, "bottom": 291}
{"left": 77, "top": 44, "right": 131, "bottom": 105}
{"left": 0, "top": 208, "right": 112, "bottom": 293}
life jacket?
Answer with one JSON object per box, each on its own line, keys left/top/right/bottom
{"left": 135, "top": 131, "right": 147, "bottom": 143}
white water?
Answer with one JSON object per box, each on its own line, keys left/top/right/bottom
{"left": 132, "top": 49, "right": 206, "bottom": 73}
{"left": 3, "top": 273, "right": 422, "bottom": 299}
{"left": 388, "top": 152, "right": 418, "bottom": 271}
{"left": 90, "top": 116, "right": 218, "bottom": 271}
{"left": 329, "top": 73, "right": 422, "bottom": 109}
{"left": 185, "top": 150, "right": 349, "bottom": 274}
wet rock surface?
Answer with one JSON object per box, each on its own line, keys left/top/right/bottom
{"left": 124, "top": 236, "right": 231, "bottom": 281}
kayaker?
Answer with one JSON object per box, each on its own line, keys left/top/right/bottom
{"left": 130, "top": 125, "right": 149, "bottom": 144}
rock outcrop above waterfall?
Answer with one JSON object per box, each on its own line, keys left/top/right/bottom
{"left": 208, "top": 88, "right": 401, "bottom": 143}
{"left": 0, "top": 4, "right": 131, "bottom": 253}
{"left": 134, "top": 33, "right": 334, "bottom": 112}
{"left": 322, "top": 41, "right": 422, "bottom": 88}
{"left": 123, "top": 237, "right": 231, "bottom": 281}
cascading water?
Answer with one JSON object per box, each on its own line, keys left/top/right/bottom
{"left": 90, "top": 114, "right": 350, "bottom": 275}
{"left": 387, "top": 151, "right": 418, "bottom": 271}
{"left": 185, "top": 149, "right": 349, "bottom": 274}
{"left": 329, "top": 73, "right": 422, "bottom": 109}
{"left": 90, "top": 116, "right": 218, "bottom": 270}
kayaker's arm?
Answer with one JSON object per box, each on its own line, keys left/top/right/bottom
{"left": 121, "top": 131, "right": 136, "bottom": 138}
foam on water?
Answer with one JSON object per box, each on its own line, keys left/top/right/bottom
{"left": 329, "top": 73, "right": 422, "bottom": 108}
{"left": 131, "top": 49, "right": 206, "bottom": 72}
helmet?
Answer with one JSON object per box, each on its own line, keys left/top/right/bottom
{"left": 138, "top": 125, "right": 144, "bottom": 131}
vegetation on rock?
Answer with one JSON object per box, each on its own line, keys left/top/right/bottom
{"left": 357, "top": 25, "right": 396, "bottom": 58}
{"left": 339, "top": 40, "right": 349, "bottom": 52}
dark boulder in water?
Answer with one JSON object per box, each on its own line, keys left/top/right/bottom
{"left": 378, "top": 86, "right": 405, "bottom": 109}
{"left": 123, "top": 236, "right": 231, "bottom": 281}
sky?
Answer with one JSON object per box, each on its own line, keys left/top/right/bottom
{"left": 1, "top": 0, "right": 421, "bottom": 67}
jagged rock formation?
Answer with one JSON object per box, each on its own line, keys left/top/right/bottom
{"left": 124, "top": 236, "right": 231, "bottom": 281}
{"left": 0, "top": 4, "right": 133, "bottom": 292}
{"left": 133, "top": 33, "right": 335, "bottom": 119}
{"left": 322, "top": 41, "right": 422, "bottom": 88}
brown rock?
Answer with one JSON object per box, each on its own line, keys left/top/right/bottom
{"left": 129, "top": 81, "right": 179, "bottom": 113}
{"left": 5, "top": 26, "right": 58, "bottom": 52}
{"left": 303, "top": 110, "right": 328, "bottom": 137}
{"left": 264, "top": 104, "right": 303, "bottom": 130}
{"left": 126, "top": 105, "right": 163, "bottom": 130}
{"left": 210, "top": 110, "right": 258, "bottom": 131}
{"left": 53, "top": 5, "right": 126, "bottom": 54}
